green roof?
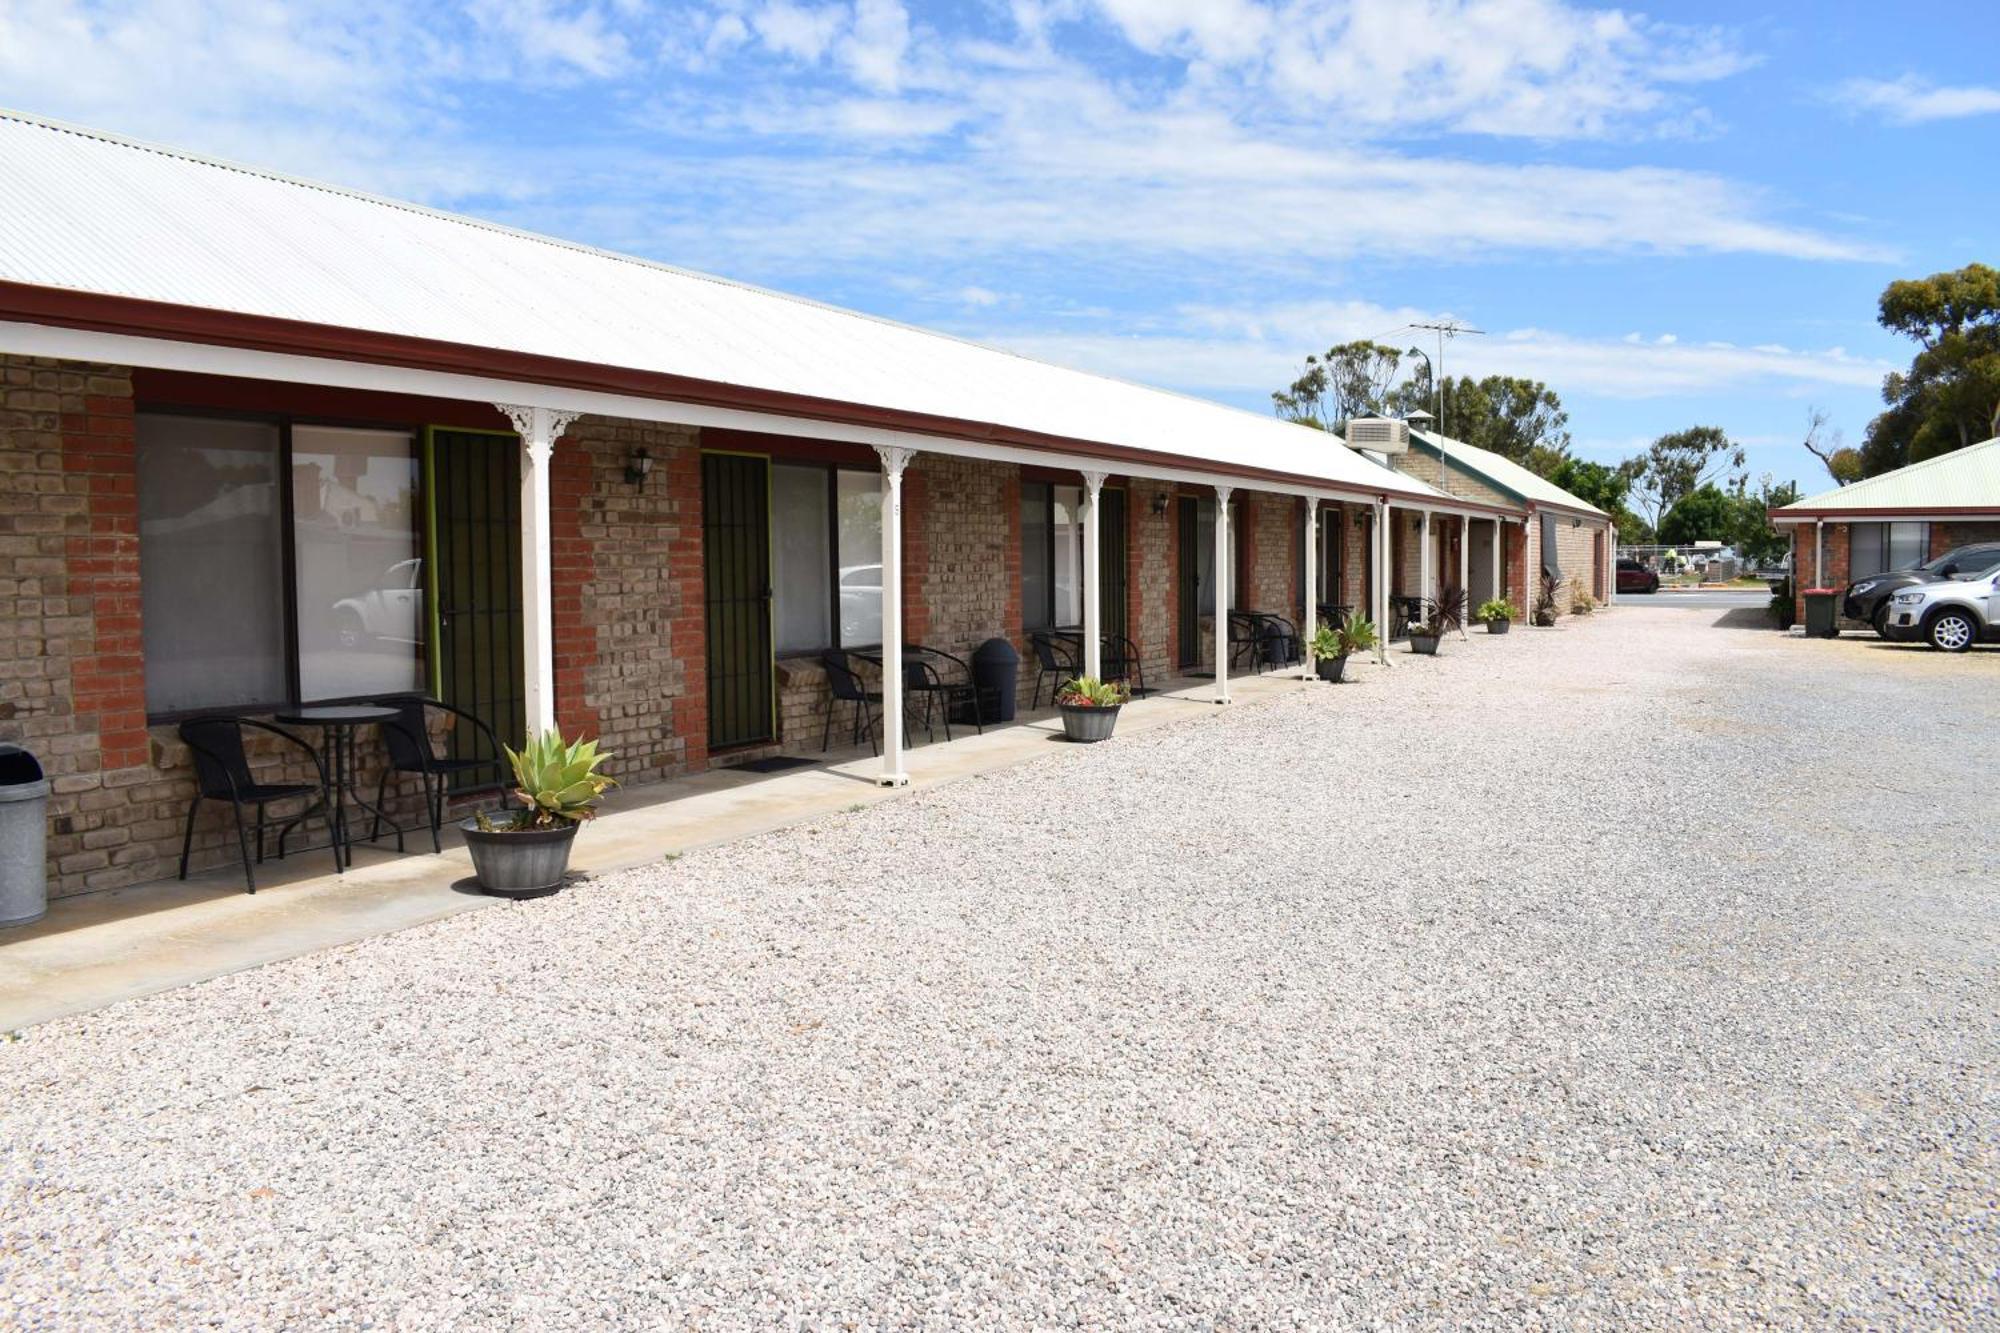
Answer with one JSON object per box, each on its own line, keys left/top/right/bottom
{"left": 1410, "top": 430, "right": 1607, "bottom": 518}
{"left": 1775, "top": 437, "right": 2000, "bottom": 517}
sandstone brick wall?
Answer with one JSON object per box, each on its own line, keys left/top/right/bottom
{"left": 1246, "top": 492, "right": 1300, "bottom": 628}
{"left": 554, "top": 416, "right": 705, "bottom": 785}
{"left": 1127, "top": 479, "right": 1175, "bottom": 689}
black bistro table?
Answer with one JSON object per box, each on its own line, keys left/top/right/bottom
{"left": 275, "top": 705, "right": 406, "bottom": 869}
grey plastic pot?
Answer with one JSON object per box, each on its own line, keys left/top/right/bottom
{"left": 1059, "top": 703, "right": 1121, "bottom": 743}
{"left": 1486, "top": 618, "right": 1511, "bottom": 635}
{"left": 1315, "top": 654, "right": 1349, "bottom": 683}
{"left": 1409, "top": 633, "right": 1441, "bottom": 656}
{"left": 461, "top": 818, "right": 580, "bottom": 897}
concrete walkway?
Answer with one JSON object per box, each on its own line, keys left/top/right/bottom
{"left": 0, "top": 670, "right": 1314, "bottom": 1030}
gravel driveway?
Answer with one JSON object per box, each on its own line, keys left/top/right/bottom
{"left": 5, "top": 608, "right": 1996, "bottom": 1330}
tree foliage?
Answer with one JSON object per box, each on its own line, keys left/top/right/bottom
{"left": 1656, "top": 476, "right": 1797, "bottom": 563}
{"left": 1271, "top": 340, "right": 1406, "bottom": 431}
{"left": 1627, "top": 426, "right": 1746, "bottom": 532}
{"left": 1860, "top": 263, "right": 2000, "bottom": 476}
{"left": 1431, "top": 374, "right": 1571, "bottom": 473}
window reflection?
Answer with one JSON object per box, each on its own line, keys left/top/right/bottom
{"left": 293, "top": 426, "right": 423, "bottom": 700}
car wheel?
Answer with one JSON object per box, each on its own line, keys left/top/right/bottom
{"left": 1872, "top": 604, "right": 1890, "bottom": 638}
{"left": 1925, "top": 608, "right": 1977, "bottom": 653}
{"left": 334, "top": 610, "right": 366, "bottom": 651}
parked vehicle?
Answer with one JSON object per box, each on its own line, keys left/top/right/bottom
{"left": 1844, "top": 542, "right": 2000, "bottom": 636}
{"left": 1616, "top": 558, "right": 1659, "bottom": 595}
{"left": 331, "top": 556, "right": 424, "bottom": 649}
{"left": 1880, "top": 561, "right": 2000, "bottom": 652}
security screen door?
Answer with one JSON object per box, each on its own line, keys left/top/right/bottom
{"left": 702, "top": 452, "right": 775, "bottom": 749}
{"left": 425, "top": 427, "right": 524, "bottom": 789}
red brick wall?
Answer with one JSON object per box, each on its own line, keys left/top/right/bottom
{"left": 1929, "top": 521, "right": 2000, "bottom": 557}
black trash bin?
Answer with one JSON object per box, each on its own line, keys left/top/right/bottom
{"left": 1802, "top": 588, "right": 1841, "bottom": 639}
{"left": 0, "top": 744, "right": 50, "bottom": 929}
{"left": 971, "top": 637, "right": 1020, "bottom": 723}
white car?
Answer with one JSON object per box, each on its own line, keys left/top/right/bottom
{"left": 1882, "top": 562, "right": 2000, "bottom": 652}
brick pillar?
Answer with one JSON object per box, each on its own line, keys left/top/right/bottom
{"left": 663, "top": 442, "right": 706, "bottom": 771}
{"left": 901, "top": 461, "right": 929, "bottom": 648}
{"left": 60, "top": 376, "right": 147, "bottom": 772}
{"left": 550, "top": 427, "right": 599, "bottom": 742}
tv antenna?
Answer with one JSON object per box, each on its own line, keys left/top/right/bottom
{"left": 1407, "top": 320, "right": 1485, "bottom": 436}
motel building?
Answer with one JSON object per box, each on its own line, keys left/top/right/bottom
{"left": 0, "top": 112, "right": 1616, "bottom": 906}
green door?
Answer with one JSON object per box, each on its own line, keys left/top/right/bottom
{"left": 425, "top": 428, "right": 523, "bottom": 789}
{"left": 702, "top": 452, "right": 774, "bottom": 749}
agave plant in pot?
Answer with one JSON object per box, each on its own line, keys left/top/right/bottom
{"left": 1476, "top": 597, "right": 1518, "bottom": 634}
{"left": 1056, "top": 675, "right": 1130, "bottom": 743}
{"left": 1311, "top": 615, "right": 1379, "bottom": 682}
{"left": 462, "top": 729, "right": 616, "bottom": 896}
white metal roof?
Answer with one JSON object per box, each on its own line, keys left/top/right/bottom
{"left": 1774, "top": 436, "right": 2000, "bottom": 518}
{"left": 0, "top": 109, "right": 1454, "bottom": 502}
{"left": 1411, "top": 430, "right": 1606, "bottom": 517}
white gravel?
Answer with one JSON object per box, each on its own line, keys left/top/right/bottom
{"left": 4, "top": 608, "right": 1997, "bottom": 1330}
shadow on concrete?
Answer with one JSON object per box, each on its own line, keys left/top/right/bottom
{"left": 1711, "top": 607, "right": 1781, "bottom": 632}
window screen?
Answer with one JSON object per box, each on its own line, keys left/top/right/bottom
{"left": 292, "top": 425, "right": 422, "bottom": 701}
{"left": 137, "top": 414, "right": 287, "bottom": 714}
{"left": 772, "top": 464, "right": 831, "bottom": 654}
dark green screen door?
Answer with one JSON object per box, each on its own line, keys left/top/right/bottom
{"left": 426, "top": 428, "right": 524, "bottom": 789}
{"left": 1177, "top": 495, "right": 1200, "bottom": 666}
{"left": 1100, "top": 487, "right": 1128, "bottom": 641}
{"left": 702, "top": 453, "right": 774, "bottom": 749}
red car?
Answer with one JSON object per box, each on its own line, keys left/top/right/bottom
{"left": 1617, "top": 558, "right": 1660, "bottom": 594}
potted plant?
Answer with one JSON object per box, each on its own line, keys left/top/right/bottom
{"left": 1407, "top": 610, "right": 1444, "bottom": 655}
{"left": 1476, "top": 597, "right": 1518, "bottom": 634}
{"left": 1056, "top": 675, "right": 1130, "bottom": 742}
{"left": 1309, "top": 620, "right": 1345, "bottom": 681}
{"left": 462, "top": 728, "right": 616, "bottom": 896}
{"left": 1533, "top": 569, "right": 1562, "bottom": 627}
{"left": 1322, "top": 614, "right": 1380, "bottom": 681}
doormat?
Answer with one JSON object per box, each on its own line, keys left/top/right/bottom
{"left": 729, "top": 756, "right": 819, "bottom": 774}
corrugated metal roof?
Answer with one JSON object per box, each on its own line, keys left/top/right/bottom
{"left": 0, "top": 109, "right": 1453, "bottom": 501}
{"left": 1776, "top": 437, "right": 2000, "bottom": 515}
{"left": 1410, "top": 430, "right": 1606, "bottom": 517}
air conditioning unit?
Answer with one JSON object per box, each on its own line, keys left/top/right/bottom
{"left": 1343, "top": 418, "right": 1409, "bottom": 454}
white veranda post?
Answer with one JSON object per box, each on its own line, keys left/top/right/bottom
{"left": 875, "top": 446, "right": 915, "bottom": 787}
{"left": 496, "top": 402, "right": 580, "bottom": 739}
{"left": 1419, "top": 510, "right": 1433, "bottom": 612}
{"left": 1491, "top": 521, "right": 1504, "bottom": 607}
{"left": 1373, "top": 500, "right": 1390, "bottom": 667}
{"left": 1081, "top": 470, "right": 1105, "bottom": 682}
{"left": 1301, "top": 500, "right": 1318, "bottom": 679}
{"left": 1214, "top": 485, "right": 1233, "bottom": 704}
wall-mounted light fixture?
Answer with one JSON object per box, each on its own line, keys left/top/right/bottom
{"left": 625, "top": 446, "right": 653, "bottom": 486}
{"left": 1572, "top": 517, "right": 1582, "bottom": 528}
{"left": 1151, "top": 492, "right": 1170, "bottom": 517}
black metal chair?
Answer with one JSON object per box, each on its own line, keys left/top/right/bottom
{"left": 1101, "top": 632, "right": 1150, "bottom": 698}
{"left": 1226, "top": 612, "right": 1262, "bottom": 669}
{"left": 906, "top": 645, "right": 984, "bottom": 742}
{"left": 1028, "top": 631, "right": 1078, "bottom": 708}
{"left": 821, "top": 650, "right": 883, "bottom": 755}
{"left": 177, "top": 717, "right": 334, "bottom": 894}
{"left": 367, "top": 696, "right": 505, "bottom": 853}
{"left": 1258, "top": 613, "right": 1301, "bottom": 667}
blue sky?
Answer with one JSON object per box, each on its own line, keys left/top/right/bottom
{"left": 4, "top": 0, "right": 1996, "bottom": 488}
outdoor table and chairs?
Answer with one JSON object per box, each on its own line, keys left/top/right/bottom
{"left": 274, "top": 704, "right": 408, "bottom": 870}
{"left": 902, "top": 645, "right": 984, "bottom": 743}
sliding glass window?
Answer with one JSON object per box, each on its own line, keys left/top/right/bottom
{"left": 770, "top": 462, "right": 883, "bottom": 654}
{"left": 1021, "top": 481, "right": 1084, "bottom": 630}
{"left": 135, "top": 411, "right": 423, "bottom": 716}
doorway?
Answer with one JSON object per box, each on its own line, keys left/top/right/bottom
{"left": 425, "top": 428, "right": 525, "bottom": 789}
{"left": 702, "top": 452, "right": 775, "bottom": 750}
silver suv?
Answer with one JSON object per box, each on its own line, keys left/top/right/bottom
{"left": 1882, "top": 560, "right": 2000, "bottom": 652}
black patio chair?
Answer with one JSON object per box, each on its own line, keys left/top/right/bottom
{"left": 176, "top": 717, "right": 334, "bottom": 895}
{"left": 1101, "top": 632, "right": 1150, "bottom": 698}
{"left": 1028, "top": 631, "right": 1078, "bottom": 708}
{"left": 1226, "top": 612, "right": 1261, "bottom": 670}
{"left": 906, "top": 645, "right": 984, "bottom": 742}
{"left": 367, "top": 695, "right": 505, "bottom": 853}
{"left": 821, "top": 649, "right": 883, "bottom": 755}
{"left": 1254, "top": 613, "right": 1301, "bottom": 667}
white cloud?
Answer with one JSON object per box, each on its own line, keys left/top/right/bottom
{"left": 981, "top": 300, "right": 1892, "bottom": 402}
{"left": 1839, "top": 76, "right": 2000, "bottom": 126}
